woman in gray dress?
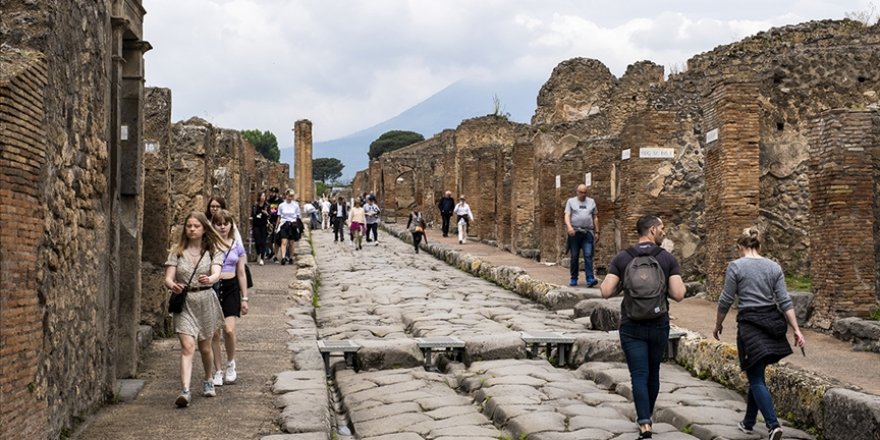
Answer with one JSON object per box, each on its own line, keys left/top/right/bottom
{"left": 164, "top": 212, "right": 227, "bottom": 408}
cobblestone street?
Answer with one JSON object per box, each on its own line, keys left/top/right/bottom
{"left": 283, "top": 229, "right": 815, "bottom": 440}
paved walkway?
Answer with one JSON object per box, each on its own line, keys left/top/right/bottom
{"left": 74, "top": 263, "right": 298, "bottom": 439}
{"left": 426, "top": 230, "right": 880, "bottom": 395}
{"left": 308, "top": 229, "right": 813, "bottom": 439}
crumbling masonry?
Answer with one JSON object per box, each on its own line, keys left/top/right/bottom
{"left": 355, "top": 20, "right": 880, "bottom": 325}
{"left": 0, "top": 2, "right": 289, "bottom": 438}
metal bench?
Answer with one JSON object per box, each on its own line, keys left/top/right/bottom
{"left": 521, "top": 331, "right": 575, "bottom": 367}
{"left": 665, "top": 330, "right": 687, "bottom": 361}
{"left": 415, "top": 336, "right": 466, "bottom": 371}
{"left": 317, "top": 340, "right": 362, "bottom": 377}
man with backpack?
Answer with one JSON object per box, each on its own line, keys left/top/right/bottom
{"left": 599, "top": 214, "right": 686, "bottom": 440}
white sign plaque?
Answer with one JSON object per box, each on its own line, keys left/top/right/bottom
{"left": 639, "top": 147, "right": 675, "bottom": 159}
{"left": 621, "top": 149, "right": 631, "bottom": 160}
{"left": 145, "top": 142, "right": 158, "bottom": 153}
{"left": 121, "top": 125, "right": 129, "bottom": 141}
{"left": 555, "top": 175, "right": 561, "bottom": 189}
{"left": 584, "top": 172, "right": 592, "bottom": 187}
{"left": 706, "top": 128, "right": 718, "bottom": 143}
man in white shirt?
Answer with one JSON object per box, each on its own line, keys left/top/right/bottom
{"left": 364, "top": 196, "right": 381, "bottom": 244}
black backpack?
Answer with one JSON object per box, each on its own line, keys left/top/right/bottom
{"left": 621, "top": 246, "right": 668, "bottom": 320}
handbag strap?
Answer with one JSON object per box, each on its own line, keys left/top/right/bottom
{"left": 184, "top": 251, "right": 207, "bottom": 287}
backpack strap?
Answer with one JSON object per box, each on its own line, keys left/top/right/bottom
{"left": 649, "top": 246, "right": 663, "bottom": 257}
{"left": 624, "top": 247, "right": 638, "bottom": 258}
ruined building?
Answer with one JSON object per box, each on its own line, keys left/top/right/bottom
{"left": 355, "top": 20, "right": 880, "bottom": 327}
{"left": 0, "top": 2, "right": 289, "bottom": 438}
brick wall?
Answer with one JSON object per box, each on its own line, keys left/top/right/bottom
{"left": 701, "top": 82, "right": 762, "bottom": 299}
{"left": 510, "top": 138, "right": 538, "bottom": 256}
{"left": 807, "top": 110, "right": 878, "bottom": 328}
{"left": 0, "top": 48, "right": 50, "bottom": 440}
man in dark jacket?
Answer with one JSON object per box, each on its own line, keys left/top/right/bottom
{"left": 437, "top": 190, "right": 455, "bottom": 237}
{"left": 330, "top": 196, "right": 348, "bottom": 243}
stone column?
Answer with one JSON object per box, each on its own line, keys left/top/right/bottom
{"left": 807, "top": 110, "right": 878, "bottom": 328}
{"left": 294, "top": 119, "right": 314, "bottom": 201}
{"left": 701, "top": 82, "right": 761, "bottom": 299}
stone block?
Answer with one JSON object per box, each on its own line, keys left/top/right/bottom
{"left": 356, "top": 339, "right": 423, "bottom": 371}
{"left": 261, "top": 434, "right": 328, "bottom": 440}
{"left": 590, "top": 300, "right": 621, "bottom": 331}
{"left": 463, "top": 333, "right": 527, "bottom": 363}
{"left": 684, "top": 282, "right": 705, "bottom": 298}
{"left": 570, "top": 333, "right": 624, "bottom": 365}
{"left": 833, "top": 317, "right": 880, "bottom": 352}
{"left": 545, "top": 288, "right": 601, "bottom": 311}
{"left": 789, "top": 291, "right": 814, "bottom": 326}
{"left": 822, "top": 388, "right": 880, "bottom": 440}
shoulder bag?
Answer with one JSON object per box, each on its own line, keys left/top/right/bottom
{"left": 168, "top": 251, "right": 206, "bottom": 314}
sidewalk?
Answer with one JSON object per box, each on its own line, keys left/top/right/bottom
{"left": 426, "top": 229, "right": 880, "bottom": 395}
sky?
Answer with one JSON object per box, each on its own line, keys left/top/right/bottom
{"left": 143, "top": 0, "right": 874, "bottom": 148}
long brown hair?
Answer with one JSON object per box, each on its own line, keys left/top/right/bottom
{"left": 205, "top": 196, "right": 227, "bottom": 221}
{"left": 211, "top": 209, "right": 236, "bottom": 241}
{"left": 171, "top": 211, "right": 228, "bottom": 257}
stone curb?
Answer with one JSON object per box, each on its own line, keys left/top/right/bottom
{"left": 268, "top": 228, "right": 331, "bottom": 438}
{"left": 381, "top": 224, "right": 876, "bottom": 440}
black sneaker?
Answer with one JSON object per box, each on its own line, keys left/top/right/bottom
{"left": 636, "top": 431, "right": 652, "bottom": 440}
{"left": 281, "top": 258, "right": 287, "bottom": 265}
{"left": 768, "top": 427, "right": 783, "bottom": 440}
{"left": 737, "top": 422, "right": 754, "bottom": 435}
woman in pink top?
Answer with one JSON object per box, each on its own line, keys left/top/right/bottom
{"left": 210, "top": 210, "right": 249, "bottom": 387}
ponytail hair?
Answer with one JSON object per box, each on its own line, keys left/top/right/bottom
{"left": 737, "top": 226, "right": 762, "bottom": 250}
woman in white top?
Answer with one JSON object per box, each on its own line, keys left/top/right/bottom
{"left": 348, "top": 200, "right": 367, "bottom": 250}
{"left": 275, "top": 189, "right": 301, "bottom": 265}
{"left": 454, "top": 195, "right": 474, "bottom": 244}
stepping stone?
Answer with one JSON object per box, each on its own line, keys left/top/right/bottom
{"left": 521, "top": 331, "right": 575, "bottom": 367}
{"left": 415, "top": 336, "right": 465, "bottom": 371}
{"left": 317, "top": 339, "right": 362, "bottom": 377}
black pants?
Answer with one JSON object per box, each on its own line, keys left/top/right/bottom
{"left": 441, "top": 213, "right": 452, "bottom": 236}
{"left": 366, "top": 223, "right": 378, "bottom": 241}
{"left": 413, "top": 231, "right": 423, "bottom": 252}
{"left": 253, "top": 224, "right": 268, "bottom": 257}
{"left": 333, "top": 218, "right": 346, "bottom": 241}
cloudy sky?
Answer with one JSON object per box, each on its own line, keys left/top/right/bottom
{"left": 144, "top": 0, "right": 873, "bottom": 147}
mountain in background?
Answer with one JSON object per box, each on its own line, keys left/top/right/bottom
{"left": 280, "top": 78, "right": 543, "bottom": 179}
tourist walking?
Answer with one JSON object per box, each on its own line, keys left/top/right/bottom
{"left": 364, "top": 196, "right": 381, "bottom": 244}
{"left": 205, "top": 196, "right": 226, "bottom": 223}
{"left": 210, "top": 210, "right": 250, "bottom": 388}
{"left": 321, "top": 197, "right": 332, "bottom": 230}
{"left": 164, "top": 212, "right": 227, "bottom": 408}
{"left": 330, "top": 196, "right": 348, "bottom": 243}
{"left": 713, "top": 227, "right": 805, "bottom": 440}
{"left": 267, "top": 187, "right": 283, "bottom": 262}
{"left": 599, "top": 214, "right": 686, "bottom": 439}
{"left": 348, "top": 200, "right": 366, "bottom": 250}
{"left": 406, "top": 208, "right": 428, "bottom": 253}
{"left": 252, "top": 192, "right": 270, "bottom": 265}
{"left": 453, "top": 195, "right": 473, "bottom": 244}
{"left": 437, "top": 190, "right": 455, "bottom": 237}
{"left": 275, "top": 189, "right": 301, "bottom": 265}
{"left": 564, "top": 184, "right": 600, "bottom": 287}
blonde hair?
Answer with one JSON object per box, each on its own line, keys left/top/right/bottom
{"left": 737, "top": 226, "right": 762, "bottom": 250}
{"left": 171, "top": 211, "right": 228, "bottom": 257}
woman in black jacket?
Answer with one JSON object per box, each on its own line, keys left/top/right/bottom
{"left": 251, "top": 192, "right": 270, "bottom": 265}
{"left": 713, "top": 227, "right": 805, "bottom": 440}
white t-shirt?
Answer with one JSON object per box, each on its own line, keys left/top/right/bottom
{"left": 321, "top": 200, "right": 331, "bottom": 213}
{"left": 277, "top": 201, "right": 301, "bottom": 224}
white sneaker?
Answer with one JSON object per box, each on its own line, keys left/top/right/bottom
{"left": 225, "top": 360, "right": 237, "bottom": 383}
{"left": 258, "top": 258, "right": 264, "bottom": 266}
{"left": 212, "top": 370, "right": 224, "bottom": 386}
{"left": 175, "top": 389, "right": 191, "bottom": 407}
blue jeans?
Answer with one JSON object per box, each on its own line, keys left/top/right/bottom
{"left": 568, "top": 230, "right": 595, "bottom": 283}
{"left": 743, "top": 359, "right": 780, "bottom": 429}
{"left": 620, "top": 321, "right": 670, "bottom": 425}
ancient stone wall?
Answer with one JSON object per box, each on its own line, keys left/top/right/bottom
{"left": 141, "top": 87, "right": 173, "bottom": 329}
{"left": 0, "top": 47, "right": 50, "bottom": 440}
{"left": 0, "top": 0, "right": 150, "bottom": 436}
{"left": 807, "top": 110, "right": 878, "bottom": 328}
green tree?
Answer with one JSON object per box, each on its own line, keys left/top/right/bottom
{"left": 241, "top": 129, "right": 280, "bottom": 162}
{"left": 368, "top": 130, "right": 425, "bottom": 160}
{"left": 312, "top": 157, "right": 344, "bottom": 183}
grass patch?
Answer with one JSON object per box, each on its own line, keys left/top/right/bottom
{"left": 785, "top": 275, "right": 812, "bottom": 291}
{"left": 869, "top": 308, "right": 880, "bottom": 321}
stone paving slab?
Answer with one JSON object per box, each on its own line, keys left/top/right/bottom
{"left": 335, "top": 368, "right": 501, "bottom": 439}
